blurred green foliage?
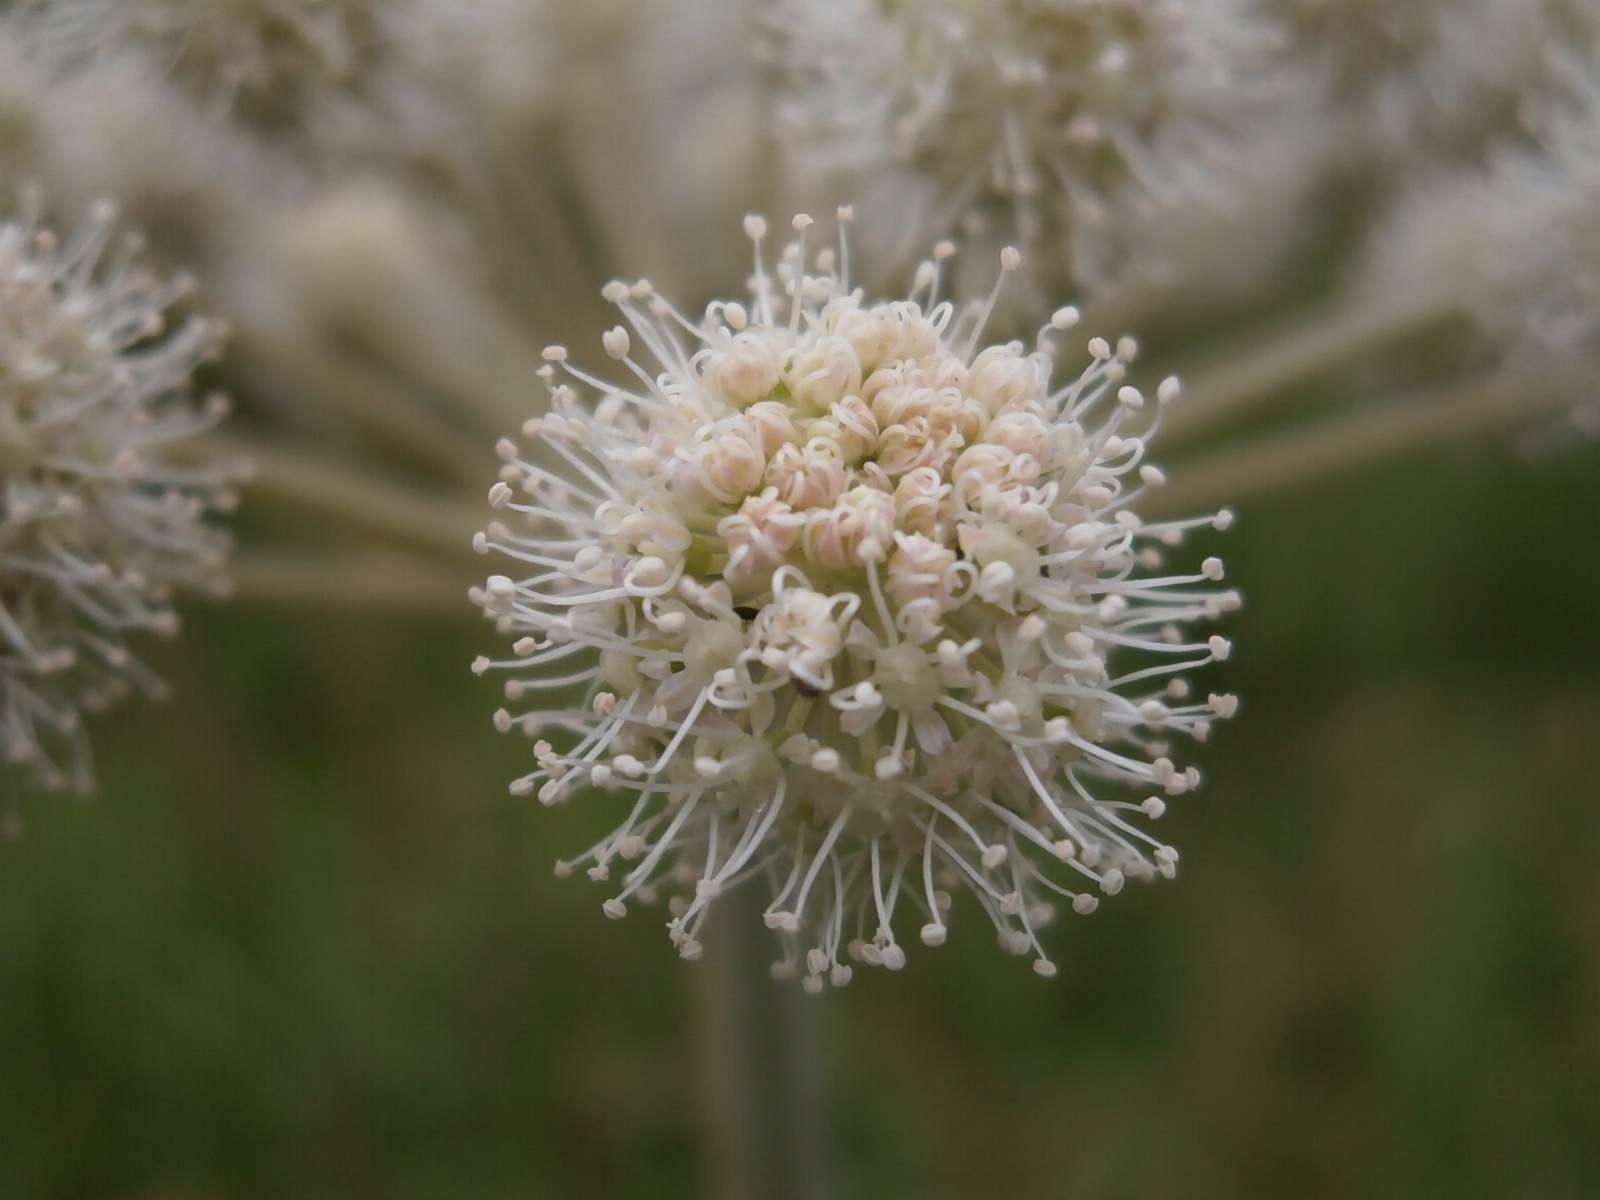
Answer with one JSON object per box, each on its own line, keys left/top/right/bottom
{"left": 1, "top": 440, "right": 1597, "bottom": 1199}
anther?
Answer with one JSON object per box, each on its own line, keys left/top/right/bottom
{"left": 602, "top": 326, "right": 631, "bottom": 359}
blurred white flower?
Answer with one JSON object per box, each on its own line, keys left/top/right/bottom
{"left": 0, "top": 194, "right": 235, "bottom": 793}
{"left": 1279, "top": 0, "right": 1600, "bottom": 170}
{"left": 473, "top": 212, "right": 1237, "bottom": 988}
{"left": 1362, "top": 73, "right": 1600, "bottom": 363}
{"left": 767, "top": 0, "right": 1305, "bottom": 306}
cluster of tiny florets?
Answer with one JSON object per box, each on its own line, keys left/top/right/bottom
{"left": 1362, "top": 74, "right": 1600, "bottom": 362}
{"left": 31, "top": 0, "right": 383, "bottom": 135}
{"left": 473, "top": 212, "right": 1236, "bottom": 988}
{"left": 769, "top": 0, "right": 1284, "bottom": 294}
{"left": 0, "top": 196, "right": 234, "bottom": 793}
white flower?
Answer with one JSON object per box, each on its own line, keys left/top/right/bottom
{"left": 0, "top": 195, "right": 235, "bottom": 793}
{"left": 767, "top": 0, "right": 1298, "bottom": 300}
{"left": 1282, "top": 0, "right": 1600, "bottom": 169}
{"left": 30, "top": 0, "right": 382, "bottom": 130}
{"left": 1362, "top": 75, "right": 1600, "bottom": 361}
{"left": 474, "top": 211, "right": 1237, "bottom": 988}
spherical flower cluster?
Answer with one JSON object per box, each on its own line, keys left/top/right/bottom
{"left": 1364, "top": 76, "right": 1600, "bottom": 364}
{"left": 29, "top": 0, "right": 384, "bottom": 136}
{"left": 473, "top": 212, "right": 1237, "bottom": 988}
{"left": 1281, "top": 0, "right": 1600, "bottom": 170}
{"left": 768, "top": 0, "right": 1288, "bottom": 297}
{"left": 0, "top": 195, "right": 234, "bottom": 793}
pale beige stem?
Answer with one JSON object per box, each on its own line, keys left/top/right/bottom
{"left": 229, "top": 551, "right": 469, "bottom": 615}
{"left": 218, "top": 438, "right": 482, "bottom": 562}
{"left": 233, "top": 327, "right": 491, "bottom": 485}
{"left": 1159, "top": 292, "right": 1456, "bottom": 445}
{"left": 1146, "top": 374, "right": 1582, "bottom": 518}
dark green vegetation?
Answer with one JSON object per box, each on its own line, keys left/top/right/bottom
{"left": 2, "top": 441, "right": 1597, "bottom": 1199}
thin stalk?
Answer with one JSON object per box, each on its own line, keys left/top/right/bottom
{"left": 233, "top": 327, "right": 491, "bottom": 486}
{"left": 216, "top": 437, "right": 482, "bottom": 561}
{"left": 229, "top": 551, "right": 469, "bottom": 615}
{"left": 693, "top": 894, "right": 833, "bottom": 1200}
{"left": 1146, "top": 373, "right": 1583, "bottom": 518}
{"left": 1158, "top": 291, "right": 1456, "bottom": 445}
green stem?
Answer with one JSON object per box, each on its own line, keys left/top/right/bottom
{"left": 1158, "top": 292, "right": 1456, "bottom": 446}
{"left": 232, "top": 327, "right": 492, "bottom": 486}
{"left": 220, "top": 437, "right": 483, "bottom": 563}
{"left": 228, "top": 551, "right": 470, "bottom": 615}
{"left": 1145, "top": 373, "right": 1583, "bottom": 519}
{"left": 693, "top": 893, "right": 834, "bottom": 1200}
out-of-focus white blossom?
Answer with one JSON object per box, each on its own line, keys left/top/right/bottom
{"left": 1279, "top": 0, "right": 1600, "bottom": 170}
{"left": 0, "top": 195, "right": 235, "bottom": 793}
{"left": 1362, "top": 76, "right": 1600, "bottom": 361}
{"left": 473, "top": 212, "right": 1237, "bottom": 988}
{"left": 767, "top": 0, "right": 1304, "bottom": 306}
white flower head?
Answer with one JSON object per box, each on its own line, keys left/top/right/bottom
{"left": 1282, "top": 0, "right": 1600, "bottom": 169}
{"left": 1362, "top": 76, "right": 1600, "bottom": 361}
{"left": 0, "top": 194, "right": 235, "bottom": 793}
{"left": 768, "top": 0, "right": 1296, "bottom": 301}
{"left": 475, "top": 211, "right": 1237, "bottom": 988}
{"left": 22, "top": 0, "right": 382, "bottom": 127}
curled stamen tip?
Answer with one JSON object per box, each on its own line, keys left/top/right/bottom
{"left": 1033, "top": 959, "right": 1058, "bottom": 978}
{"left": 1000, "top": 246, "right": 1021, "bottom": 270}
{"left": 744, "top": 214, "right": 767, "bottom": 239}
{"left": 792, "top": 213, "right": 814, "bottom": 231}
{"left": 603, "top": 898, "right": 627, "bottom": 920}
{"left": 920, "top": 923, "right": 948, "bottom": 947}
{"left": 980, "top": 844, "right": 1008, "bottom": 869}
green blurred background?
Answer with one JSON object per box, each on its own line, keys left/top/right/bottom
{"left": 1, "top": 430, "right": 1595, "bottom": 1199}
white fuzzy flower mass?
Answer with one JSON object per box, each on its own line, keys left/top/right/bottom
{"left": 769, "top": 0, "right": 1289, "bottom": 296}
{"left": 0, "top": 196, "right": 234, "bottom": 793}
{"left": 474, "top": 213, "right": 1237, "bottom": 988}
